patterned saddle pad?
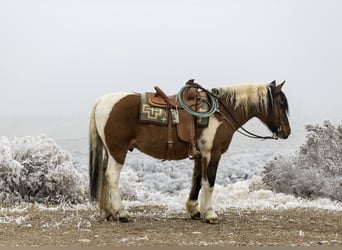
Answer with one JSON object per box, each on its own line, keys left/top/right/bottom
{"left": 139, "top": 93, "right": 209, "bottom": 126}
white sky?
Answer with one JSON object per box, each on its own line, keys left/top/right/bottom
{"left": 0, "top": 0, "right": 341, "bottom": 136}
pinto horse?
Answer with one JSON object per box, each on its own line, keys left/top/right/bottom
{"left": 89, "top": 80, "right": 290, "bottom": 223}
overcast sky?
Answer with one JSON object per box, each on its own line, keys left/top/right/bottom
{"left": 1, "top": 0, "right": 341, "bottom": 136}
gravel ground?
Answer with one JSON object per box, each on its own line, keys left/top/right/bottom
{"left": 0, "top": 205, "right": 341, "bottom": 246}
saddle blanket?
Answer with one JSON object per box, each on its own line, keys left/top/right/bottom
{"left": 139, "top": 93, "right": 209, "bottom": 126}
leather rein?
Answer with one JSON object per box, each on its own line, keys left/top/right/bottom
{"left": 187, "top": 82, "right": 279, "bottom": 140}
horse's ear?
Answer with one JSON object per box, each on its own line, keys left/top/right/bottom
{"left": 275, "top": 80, "right": 286, "bottom": 93}
{"left": 268, "top": 81, "right": 276, "bottom": 97}
{"left": 269, "top": 80, "right": 276, "bottom": 87}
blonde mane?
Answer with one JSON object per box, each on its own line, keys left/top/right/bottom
{"left": 217, "top": 83, "right": 270, "bottom": 115}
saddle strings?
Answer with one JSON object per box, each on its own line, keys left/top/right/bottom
{"left": 186, "top": 81, "right": 278, "bottom": 140}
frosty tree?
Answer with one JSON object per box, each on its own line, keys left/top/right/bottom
{"left": 263, "top": 120, "right": 342, "bottom": 201}
{"left": 0, "top": 135, "right": 87, "bottom": 204}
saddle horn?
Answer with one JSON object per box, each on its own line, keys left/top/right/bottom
{"left": 186, "top": 79, "right": 195, "bottom": 85}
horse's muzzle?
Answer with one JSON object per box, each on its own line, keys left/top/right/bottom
{"left": 276, "top": 127, "right": 291, "bottom": 139}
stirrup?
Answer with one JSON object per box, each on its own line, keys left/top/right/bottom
{"left": 188, "top": 144, "right": 202, "bottom": 159}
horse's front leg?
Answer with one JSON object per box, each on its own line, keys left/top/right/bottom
{"left": 186, "top": 158, "right": 202, "bottom": 220}
{"left": 200, "top": 155, "right": 220, "bottom": 224}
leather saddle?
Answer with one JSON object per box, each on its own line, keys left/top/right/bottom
{"left": 147, "top": 87, "right": 203, "bottom": 110}
{"left": 145, "top": 80, "right": 207, "bottom": 160}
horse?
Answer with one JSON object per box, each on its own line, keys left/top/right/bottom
{"left": 89, "top": 80, "right": 290, "bottom": 223}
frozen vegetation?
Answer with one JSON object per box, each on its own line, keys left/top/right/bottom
{"left": 263, "top": 121, "right": 342, "bottom": 201}
{"left": 0, "top": 135, "right": 87, "bottom": 204}
{"left": 0, "top": 120, "right": 341, "bottom": 211}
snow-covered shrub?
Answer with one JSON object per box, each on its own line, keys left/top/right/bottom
{"left": 263, "top": 120, "right": 342, "bottom": 201}
{"left": 0, "top": 135, "right": 87, "bottom": 204}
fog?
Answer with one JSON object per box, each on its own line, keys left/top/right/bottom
{"left": 1, "top": 0, "right": 341, "bottom": 137}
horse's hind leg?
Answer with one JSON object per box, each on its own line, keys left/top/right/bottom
{"left": 100, "top": 155, "right": 132, "bottom": 222}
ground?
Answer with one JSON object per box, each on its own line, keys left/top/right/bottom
{"left": 0, "top": 205, "right": 341, "bottom": 246}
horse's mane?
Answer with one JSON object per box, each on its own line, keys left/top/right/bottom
{"left": 217, "top": 83, "right": 271, "bottom": 115}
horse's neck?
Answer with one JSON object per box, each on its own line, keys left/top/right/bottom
{"left": 223, "top": 100, "right": 261, "bottom": 130}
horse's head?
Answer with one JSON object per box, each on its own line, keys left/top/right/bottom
{"left": 260, "top": 81, "right": 291, "bottom": 139}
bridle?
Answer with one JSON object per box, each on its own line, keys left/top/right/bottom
{"left": 185, "top": 81, "right": 280, "bottom": 140}
{"left": 215, "top": 95, "right": 279, "bottom": 140}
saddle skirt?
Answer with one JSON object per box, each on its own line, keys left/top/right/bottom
{"left": 139, "top": 92, "right": 209, "bottom": 144}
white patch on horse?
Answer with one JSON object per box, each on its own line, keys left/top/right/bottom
{"left": 94, "top": 92, "right": 133, "bottom": 149}
{"left": 196, "top": 116, "right": 221, "bottom": 222}
{"left": 186, "top": 200, "right": 199, "bottom": 217}
{"left": 200, "top": 179, "right": 217, "bottom": 221}
{"left": 197, "top": 116, "right": 222, "bottom": 163}
{"left": 103, "top": 156, "right": 129, "bottom": 218}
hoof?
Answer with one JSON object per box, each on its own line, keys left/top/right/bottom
{"left": 119, "top": 216, "right": 133, "bottom": 223}
{"left": 105, "top": 215, "right": 115, "bottom": 221}
{"left": 205, "top": 218, "right": 219, "bottom": 224}
{"left": 191, "top": 212, "right": 201, "bottom": 220}
{"left": 203, "top": 209, "right": 218, "bottom": 224}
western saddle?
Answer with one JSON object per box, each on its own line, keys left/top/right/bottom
{"left": 146, "top": 80, "right": 207, "bottom": 160}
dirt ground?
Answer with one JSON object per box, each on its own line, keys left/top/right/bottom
{"left": 0, "top": 205, "right": 341, "bottom": 247}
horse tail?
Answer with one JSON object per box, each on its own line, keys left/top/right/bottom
{"left": 89, "top": 99, "right": 108, "bottom": 201}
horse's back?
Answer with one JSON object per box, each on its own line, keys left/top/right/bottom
{"left": 95, "top": 91, "right": 139, "bottom": 115}
{"left": 95, "top": 91, "right": 138, "bottom": 112}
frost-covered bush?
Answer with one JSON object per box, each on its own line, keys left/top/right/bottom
{"left": 0, "top": 135, "right": 87, "bottom": 204}
{"left": 263, "top": 120, "right": 342, "bottom": 201}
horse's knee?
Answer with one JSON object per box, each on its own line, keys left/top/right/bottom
{"left": 206, "top": 164, "right": 218, "bottom": 188}
{"left": 189, "top": 158, "right": 202, "bottom": 200}
{"left": 207, "top": 175, "right": 216, "bottom": 188}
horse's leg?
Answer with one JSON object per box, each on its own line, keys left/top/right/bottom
{"left": 186, "top": 158, "right": 202, "bottom": 220}
{"left": 100, "top": 155, "right": 132, "bottom": 222}
{"left": 200, "top": 155, "right": 220, "bottom": 224}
